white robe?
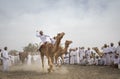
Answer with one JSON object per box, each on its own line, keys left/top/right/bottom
{"left": 113, "top": 58, "right": 120, "bottom": 64}
{"left": 88, "top": 58, "right": 94, "bottom": 65}
{"left": 70, "top": 51, "right": 75, "bottom": 64}
{"left": 36, "top": 31, "right": 51, "bottom": 45}
{"left": 64, "top": 54, "right": 69, "bottom": 64}
{"left": 116, "top": 46, "right": 120, "bottom": 57}
{"left": 109, "top": 46, "right": 116, "bottom": 53}
{"left": 102, "top": 47, "right": 111, "bottom": 65}
{"left": 0, "top": 52, "right": 1, "bottom": 58}
{"left": 2, "top": 50, "right": 9, "bottom": 72}
{"left": 95, "top": 58, "right": 98, "bottom": 65}
{"left": 109, "top": 46, "right": 116, "bottom": 65}
{"left": 57, "top": 57, "right": 62, "bottom": 65}
{"left": 81, "top": 58, "right": 87, "bottom": 65}
{"left": 10, "top": 55, "right": 15, "bottom": 65}
{"left": 0, "top": 52, "right": 2, "bottom": 60}
{"left": 85, "top": 50, "right": 91, "bottom": 60}
{"left": 14, "top": 55, "right": 19, "bottom": 64}
{"left": 75, "top": 49, "right": 80, "bottom": 64}
{"left": 79, "top": 49, "right": 85, "bottom": 61}
{"left": 27, "top": 54, "right": 32, "bottom": 65}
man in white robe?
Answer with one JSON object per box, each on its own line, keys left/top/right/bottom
{"left": 88, "top": 56, "right": 94, "bottom": 65}
{"left": 0, "top": 49, "right": 2, "bottom": 58}
{"left": 85, "top": 48, "right": 91, "bottom": 63}
{"left": 116, "top": 41, "right": 120, "bottom": 58}
{"left": 109, "top": 43, "right": 116, "bottom": 65}
{"left": 113, "top": 55, "right": 120, "bottom": 68}
{"left": 36, "top": 30, "right": 54, "bottom": 45}
{"left": 94, "top": 56, "right": 99, "bottom": 65}
{"left": 98, "top": 56, "right": 104, "bottom": 66}
{"left": 102, "top": 44, "right": 111, "bottom": 65}
{"left": 81, "top": 56, "right": 87, "bottom": 65}
{"left": 2, "top": 47, "right": 10, "bottom": 72}
{"left": 0, "top": 49, "right": 2, "bottom": 64}
{"left": 64, "top": 53, "right": 69, "bottom": 64}
{"left": 70, "top": 50, "right": 75, "bottom": 64}
{"left": 75, "top": 48, "right": 80, "bottom": 64}
{"left": 79, "top": 47, "right": 85, "bottom": 64}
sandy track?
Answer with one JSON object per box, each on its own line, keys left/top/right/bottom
{"left": 0, "top": 64, "right": 120, "bottom": 79}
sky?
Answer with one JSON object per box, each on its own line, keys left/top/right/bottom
{"left": 0, "top": 0, "right": 120, "bottom": 51}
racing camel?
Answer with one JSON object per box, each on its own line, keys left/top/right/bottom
{"left": 39, "top": 32, "right": 65, "bottom": 72}
{"left": 54, "top": 40, "right": 72, "bottom": 66}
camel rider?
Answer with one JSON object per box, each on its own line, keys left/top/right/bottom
{"left": 36, "top": 30, "right": 55, "bottom": 45}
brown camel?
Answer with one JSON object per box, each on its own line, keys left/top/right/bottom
{"left": 92, "top": 47, "right": 103, "bottom": 56}
{"left": 39, "top": 32, "right": 65, "bottom": 72}
{"left": 54, "top": 40, "right": 72, "bottom": 66}
{"left": 19, "top": 52, "right": 28, "bottom": 64}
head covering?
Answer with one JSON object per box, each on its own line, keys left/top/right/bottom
{"left": 39, "top": 30, "right": 43, "bottom": 33}
{"left": 104, "top": 44, "right": 107, "bottom": 48}
{"left": 110, "top": 43, "right": 114, "bottom": 46}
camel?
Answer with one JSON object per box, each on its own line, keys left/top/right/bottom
{"left": 39, "top": 32, "right": 65, "bottom": 72}
{"left": 19, "top": 52, "right": 28, "bottom": 64}
{"left": 92, "top": 47, "right": 103, "bottom": 56}
{"left": 54, "top": 40, "right": 72, "bottom": 66}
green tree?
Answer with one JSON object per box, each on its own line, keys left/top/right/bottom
{"left": 23, "top": 43, "right": 39, "bottom": 54}
{"left": 9, "top": 50, "right": 18, "bottom": 55}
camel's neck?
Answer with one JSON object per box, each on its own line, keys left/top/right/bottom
{"left": 63, "top": 44, "right": 69, "bottom": 54}
{"left": 95, "top": 48, "right": 100, "bottom": 53}
{"left": 54, "top": 39, "right": 61, "bottom": 52}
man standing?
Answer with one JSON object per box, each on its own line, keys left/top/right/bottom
{"left": 0, "top": 49, "right": 2, "bottom": 65}
{"left": 79, "top": 47, "right": 85, "bottom": 64}
{"left": 116, "top": 41, "right": 120, "bottom": 58}
{"left": 2, "top": 47, "right": 9, "bottom": 72}
{"left": 109, "top": 43, "right": 116, "bottom": 65}
{"left": 85, "top": 47, "right": 91, "bottom": 63}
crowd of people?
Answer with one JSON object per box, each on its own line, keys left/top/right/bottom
{"left": 0, "top": 41, "right": 120, "bottom": 72}
{"left": 64, "top": 42, "right": 120, "bottom": 69}
{"left": 0, "top": 48, "right": 46, "bottom": 72}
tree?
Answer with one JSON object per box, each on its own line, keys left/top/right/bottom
{"left": 23, "top": 43, "right": 39, "bottom": 54}
{"left": 9, "top": 50, "right": 18, "bottom": 55}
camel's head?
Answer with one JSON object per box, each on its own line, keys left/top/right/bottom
{"left": 56, "top": 32, "right": 65, "bottom": 40}
{"left": 92, "top": 47, "right": 97, "bottom": 50}
{"left": 65, "top": 40, "right": 72, "bottom": 45}
{"left": 92, "top": 47, "right": 99, "bottom": 51}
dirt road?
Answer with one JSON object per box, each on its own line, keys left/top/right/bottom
{"left": 0, "top": 64, "right": 120, "bottom": 79}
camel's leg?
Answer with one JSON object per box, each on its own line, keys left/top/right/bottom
{"left": 48, "top": 57, "right": 53, "bottom": 73}
{"left": 21, "top": 58, "right": 24, "bottom": 64}
{"left": 51, "top": 56, "right": 55, "bottom": 71}
{"left": 47, "top": 58, "right": 51, "bottom": 72}
{"left": 61, "top": 55, "right": 64, "bottom": 64}
{"left": 55, "top": 56, "right": 58, "bottom": 67}
{"left": 51, "top": 56, "right": 54, "bottom": 64}
{"left": 41, "top": 55, "right": 44, "bottom": 72}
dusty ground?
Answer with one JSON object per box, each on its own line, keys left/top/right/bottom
{"left": 0, "top": 64, "right": 120, "bottom": 79}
